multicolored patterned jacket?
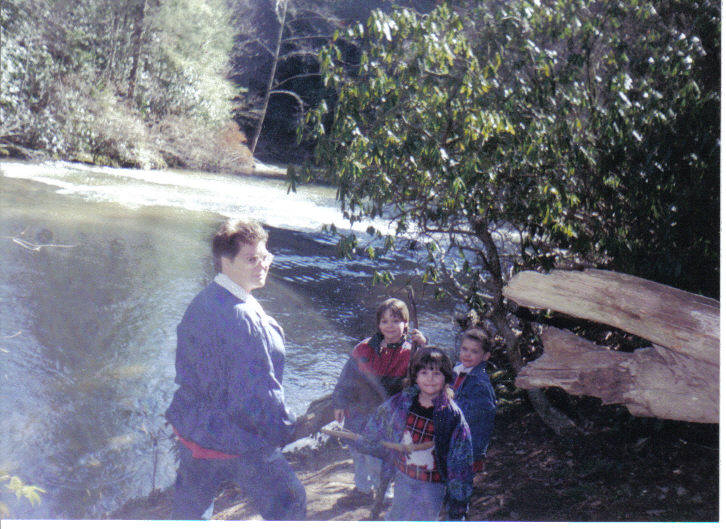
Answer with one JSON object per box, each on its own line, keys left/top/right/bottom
{"left": 453, "top": 361, "right": 496, "bottom": 460}
{"left": 354, "top": 385, "right": 474, "bottom": 519}
{"left": 331, "top": 333, "right": 411, "bottom": 433}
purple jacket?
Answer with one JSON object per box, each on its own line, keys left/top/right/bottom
{"left": 165, "top": 281, "right": 295, "bottom": 455}
{"left": 354, "top": 386, "right": 473, "bottom": 519}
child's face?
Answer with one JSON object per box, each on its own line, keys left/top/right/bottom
{"left": 378, "top": 309, "right": 406, "bottom": 343}
{"left": 459, "top": 338, "right": 489, "bottom": 368}
{"left": 416, "top": 365, "right": 446, "bottom": 400}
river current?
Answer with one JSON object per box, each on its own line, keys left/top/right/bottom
{"left": 0, "top": 160, "right": 457, "bottom": 518}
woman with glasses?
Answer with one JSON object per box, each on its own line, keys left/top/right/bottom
{"left": 165, "top": 218, "right": 306, "bottom": 520}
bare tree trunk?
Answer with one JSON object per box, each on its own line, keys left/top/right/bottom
{"left": 250, "top": 0, "right": 289, "bottom": 156}
{"left": 472, "top": 217, "right": 520, "bottom": 366}
{"left": 127, "top": 0, "right": 147, "bottom": 100}
{"left": 471, "top": 217, "right": 579, "bottom": 435}
{"left": 105, "top": 7, "right": 121, "bottom": 82}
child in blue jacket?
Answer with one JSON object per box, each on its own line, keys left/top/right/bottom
{"left": 452, "top": 328, "right": 497, "bottom": 471}
{"left": 355, "top": 346, "right": 473, "bottom": 520}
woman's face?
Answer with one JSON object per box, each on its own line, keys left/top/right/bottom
{"left": 221, "top": 240, "right": 273, "bottom": 293}
{"left": 416, "top": 365, "right": 446, "bottom": 400}
{"left": 378, "top": 309, "right": 406, "bottom": 343}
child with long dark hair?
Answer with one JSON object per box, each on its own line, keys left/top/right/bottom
{"left": 354, "top": 347, "right": 473, "bottom": 520}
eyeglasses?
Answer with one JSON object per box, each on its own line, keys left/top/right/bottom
{"left": 246, "top": 252, "right": 274, "bottom": 267}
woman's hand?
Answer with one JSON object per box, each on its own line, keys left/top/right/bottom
{"left": 409, "top": 328, "right": 427, "bottom": 346}
{"left": 333, "top": 408, "right": 346, "bottom": 423}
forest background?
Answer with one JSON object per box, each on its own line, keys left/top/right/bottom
{"left": 1, "top": 0, "right": 417, "bottom": 171}
{"left": 3, "top": 0, "right": 717, "bottom": 374}
{"left": 1, "top": 0, "right": 718, "bottom": 298}
{"left": 0, "top": 0, "right": 720, "bottom": 520}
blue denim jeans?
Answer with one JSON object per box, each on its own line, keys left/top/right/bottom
{"left": 385, "top": 469, "right": 446, "bottom": 521}
{"left": 351, "top": 448, "right": 382, "bottom": 494}
{"left": 171, "top": 442, "right": 306, "bottom": 520}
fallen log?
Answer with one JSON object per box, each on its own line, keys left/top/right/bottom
{"left": 502, "top": 270, "right": 719, "bottom": 424}
{"left": 516, "top": 327, "right": 718, "bottom": 423}
{"left": 503, "top": 269, "right": 719, "bottom": 366}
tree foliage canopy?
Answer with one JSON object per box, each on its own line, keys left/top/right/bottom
{"left": 303, "top": 0, "right": 719, "bottom": 329}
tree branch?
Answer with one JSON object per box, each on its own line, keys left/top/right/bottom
{"left": 269, "top": 89, "right": 305, "bottom": 114}
{"left": 282, "top": 35, "right": 333, "bottom": 43}
{"left": 237, "top": 37, "right": 275, "bottom": 57}
{"left": 273, "top": 72, "right": 322, "bottom": 89}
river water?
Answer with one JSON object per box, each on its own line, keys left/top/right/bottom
{"left": 0, "top": 160, "right": 457, "bottom": 518}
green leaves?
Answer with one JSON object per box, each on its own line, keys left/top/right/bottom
{"left": 2, "top": 0, "right": 238, "bottom": 168}
{"left": 372, "top": 270, "right": 394, "bottom": 286}
{"left": 5, "top": 476, "right": 45, "bottom": 506}
{"left": 307, "top": 4, "right": 515, "bottom": 227}
{"left": 0, "top": 472, "right": 45, "bottom": 513}
{"left": 300, "top": 0, "right": 718, "bottom": 312}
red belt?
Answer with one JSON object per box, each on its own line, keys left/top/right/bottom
{"left": 172, "top": 426, "right": 239, "bottom": 460}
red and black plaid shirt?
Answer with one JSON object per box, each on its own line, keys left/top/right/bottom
{"left": 395, "top": 401, "right": 442, "bottom": 482}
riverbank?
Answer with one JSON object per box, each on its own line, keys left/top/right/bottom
{"left": 108, "top": 400, "right": 718, "bottom": 521}
{"left": 0, "top": 152, "right": 290, "bottom": 180}
{"left": 1, "top": 161, "right": 392, "bottom": 518}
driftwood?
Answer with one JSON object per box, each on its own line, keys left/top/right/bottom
{"left": 292, "top": 394, "right": 335, "bottom": 441}
{"left": 516, "top": 327, "right": 718, "bottom": 423}
{"left": 320, "top": 427, "right": 435, "bottom": 454}
{"left": 503, "top": 269, "right": 719, "bottom": 365}
{"left": 503, "top": 269, "right": 719, "bottom": 424}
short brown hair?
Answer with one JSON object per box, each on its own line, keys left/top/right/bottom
{"left": 212, "top": 219, "right": 268, "bottom": 272}
{"left": 375, "top": 298, "right": 409, "bottom": 327}
{"left": 461, "top": 328, "right": 492, "bottom": 352}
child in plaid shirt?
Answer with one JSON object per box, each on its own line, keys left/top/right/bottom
{"left": 355, "top": 347, "right": 473, "bottom": 520}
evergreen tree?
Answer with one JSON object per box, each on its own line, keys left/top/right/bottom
{"left": 1, "top": 0, "right": 243, "bottom": 169}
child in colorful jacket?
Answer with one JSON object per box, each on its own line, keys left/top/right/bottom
{"left": 355, "top": 347, "right": 474, "bottom": 520}
{"left": 331, "top": 298, "right": 426, "bottom": 499}
{"left": 453, "top": 328, "right": 497, "bottom": 471}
